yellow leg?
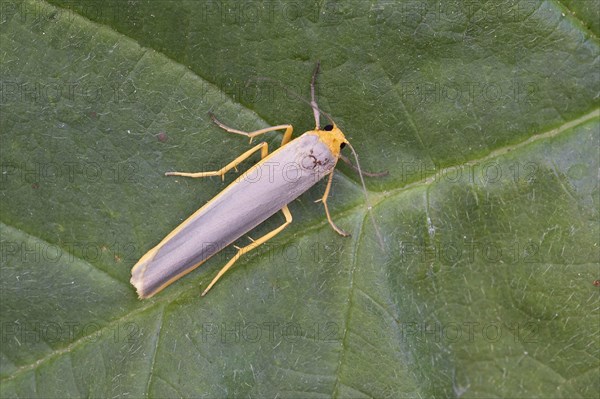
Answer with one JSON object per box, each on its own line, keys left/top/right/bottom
{"left": 165, "top": 142, "right": 269, "bottom": 181}
{"left": 201, "top": 205, "right": 293, "bottom": 296}
{"left": 317, "top": 169, "right": 350, "bottom": 236}
{"left": 209, "top": 112, "right": 293, "bottom": 146}
{"left": 166, "top": 113, "right": 293, "bottom": 180}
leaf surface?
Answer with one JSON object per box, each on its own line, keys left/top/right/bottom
{"left": 1, "top": 1, "right": 598, "bottom": 397}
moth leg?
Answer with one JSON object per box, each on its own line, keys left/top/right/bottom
{"left": 209, "top": 112, "right": 293, "bottom": 146}
{"left": 317, "top": 169, "right": 350, "bottom": 237}
{"left": 165, "top": 142, "right": 269, "bottom": 181}
{"left": 201, "top": 205, "right": 293, "bottom": 296}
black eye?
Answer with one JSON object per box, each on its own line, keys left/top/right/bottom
{"left": 340, "top": 142, "right": 346, "bottom": 149}
{"left": 323, "top": 124, "right": 333, "bottom": 131}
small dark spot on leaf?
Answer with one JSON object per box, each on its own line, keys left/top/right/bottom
{"left": 157, "top": 132, "right": 168, "bottom": 142}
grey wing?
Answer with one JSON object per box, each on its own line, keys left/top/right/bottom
{"left": 131, "top": 133, "right": 336, "bottom": 297}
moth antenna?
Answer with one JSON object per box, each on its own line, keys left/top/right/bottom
{"left": 346, "top": 142, "right": 386, "bottom": 250}
{"left": 339, "top": 154, "right": 389, "bottom": 177}
{"left": 311, "top": 61, "right": 321, "bottom": 129}
{"left": 246, "top": 76, "right": 336, "bottom": 128}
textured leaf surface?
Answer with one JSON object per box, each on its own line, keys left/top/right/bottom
{"left": 1, "top": 1, "right": 598, "bottom": 397}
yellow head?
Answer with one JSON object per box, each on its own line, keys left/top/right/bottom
{"left": 313, "top": 123, "right": 349, "bottom": 158}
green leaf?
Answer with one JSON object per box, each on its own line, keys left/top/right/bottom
{"left": 1, "top": 1, "right": 598, "bottom": 397}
